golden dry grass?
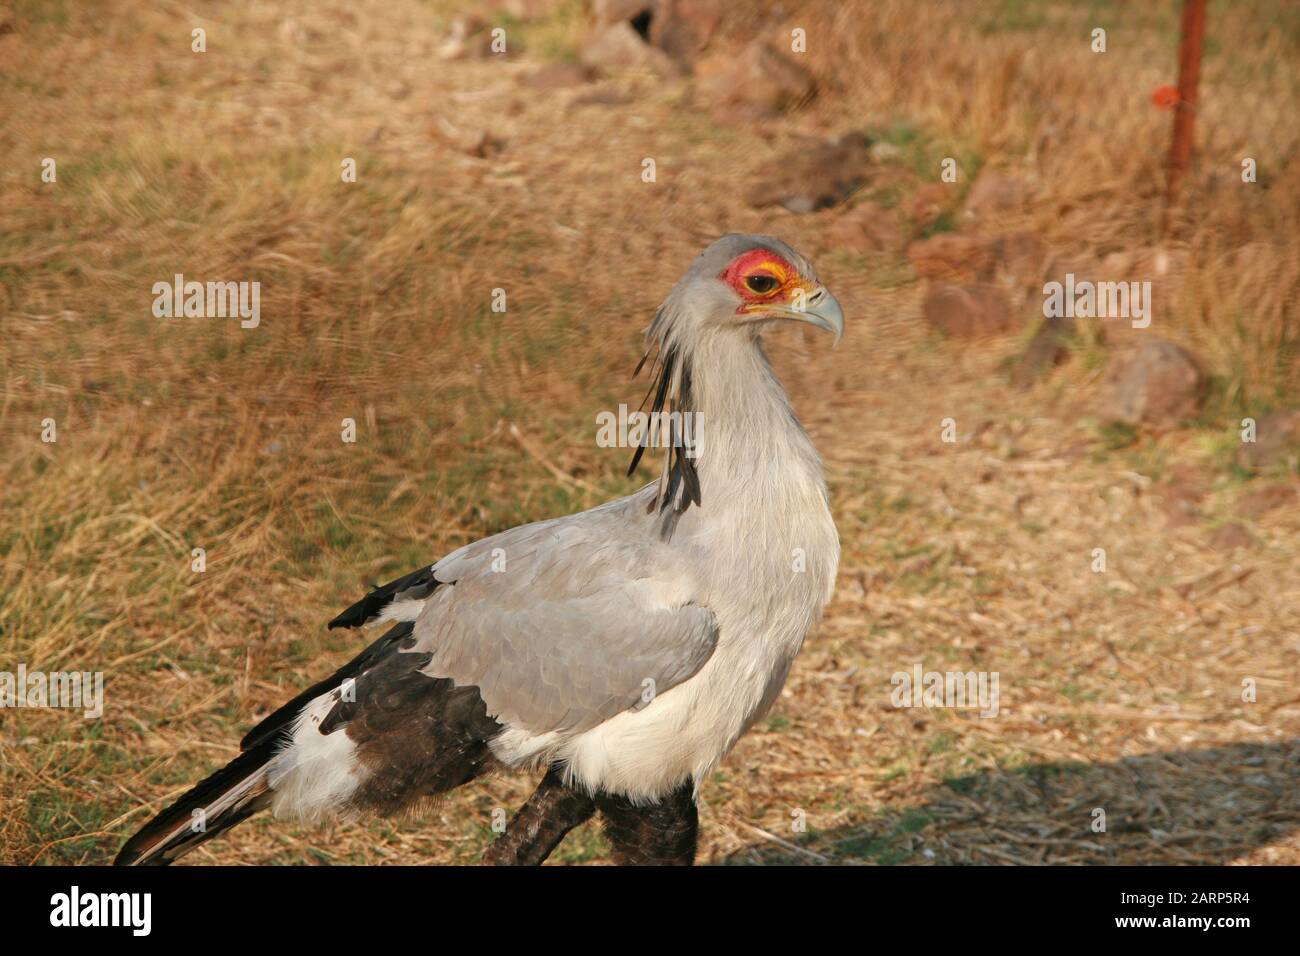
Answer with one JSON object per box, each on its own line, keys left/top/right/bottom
{"left": 1, "top": 0, "right": 1297, "bottom": 865}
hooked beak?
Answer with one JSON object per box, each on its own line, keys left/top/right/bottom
{"left": 760, "top": 285, "right": 845, "bottom": 344}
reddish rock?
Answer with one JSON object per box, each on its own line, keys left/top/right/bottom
{"left": 1208, "top": 522, "right": 1254, "bottom": 551}
{"left": 649, "top": 0, "right": 721, "bottom": 67}
{"left": 829, "top": 203, "right": 906, "bottom": 255}
{"left": 908, "top": 182, "right": 952, "bottom": 226}
{"left": 696, "top": 40, "right": 815, "bottom": 120}
{"left": 908, "top": 234, "right": 997, "bottom": 282}
{"left": 908, "top": 232, "right": 1044, "bottom": 287}
{"left": 1238, "top": 483, "right": 1297, "bottom": 517}
{"left": 746, "top": 133, "right": 871, "bottom": 213}
{"left": 1098, "top": 339, "right": 1205, "bottom": 429}
{"left": 582, "top": 21, "right": 679, "bottom": 75}
{"left": 1237, "top": 409, "right": 1300, "bottom": 471}
{"left": 922, "top": 284, "right": 1014, "bottom": 339}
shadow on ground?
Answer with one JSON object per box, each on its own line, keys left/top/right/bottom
{"left": 725, "top": 740, "right": 1300, "bottom": 865}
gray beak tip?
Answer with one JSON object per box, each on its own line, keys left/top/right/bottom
{"left": 755, "top": 286, "right": 845, "bottom": 344}
{"left": 808, "top": 287, "right": 845, "bottom": 345}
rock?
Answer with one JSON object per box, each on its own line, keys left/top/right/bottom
{"left": 828, "top": 203, "right": 906, "bottom": 255}
{"left": 907, "top": 182, "right": 952, "bottom": 226}
{"left": 1208, "top": 522, "right": 1254, "bottom": 552}
{"left": 963, "top": 169, "right": 1030, "bottom": 218}
{"left": 745, "top": 132, "right": 870, "bottom": 213}
{"left": 908, "top": 232, "right": 1044, "bottom": 289}
{"left": 1098, "top": 339, "right": 1205, "bottom": 429}
{"left": 696, "top": 40, "right": 815, "bottom": 120}
{"left": 1237, "top": 483, "right": 1297, "bottom": 518}
{"left": 520, "top": 63, "right": 596, "bottom": 89}
{"left": 592, "top": 0, "right": 653, "bottom": 29}
{"left": 589, "top": 0, "right": 719, "bottom": 68}
{"left": 922, "top": 284, "right": 1014, "bottom": 339}
{"left": 649, "top": 0, "right": 721, "bottom": 67}
{"left": 907, "top": 234, "right": 997, "bottom": 282}
{"left": 1237, "top": 409, "right": 1300, "bottom": 472}
{"left": 581, "top": 21, "right": 679, "bottom": 76}
{"left": 1010, "top": 317, "right": 1076, "bottom": 389}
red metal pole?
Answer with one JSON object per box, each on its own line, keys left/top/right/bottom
{"left": 1167, "top": 0, "right": 1207, "bottom": 198}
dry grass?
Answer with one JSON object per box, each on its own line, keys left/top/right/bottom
{"left": 1, "top": 0, "right": 1297, "bottom": 865}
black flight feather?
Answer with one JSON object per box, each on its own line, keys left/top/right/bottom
{"left": 239, "top": 620, "right": 418, "bottom": 752}
{"left": 327, "top": 565, "right": 440, "bottom": 630}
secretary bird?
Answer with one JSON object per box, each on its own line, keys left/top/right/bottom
{"left": 115, "top": 234, "right": 843, "bottom": 866}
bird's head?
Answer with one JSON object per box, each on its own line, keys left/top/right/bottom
{"left": 647, "top": 234, "right": 844, "bottom": 352}
{"left": 630, "top": 235, "right": 844, "bottom": 532}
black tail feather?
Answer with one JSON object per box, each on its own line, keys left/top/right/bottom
{"left": 114, "top": 736, "right": 280, "bottom": 866}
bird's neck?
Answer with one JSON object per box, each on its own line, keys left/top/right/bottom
{"left": 684, "top": 333, "right": 827, "bottom": 503}
{"left": 668, "top": 333, "right": 839, "bottom": 612}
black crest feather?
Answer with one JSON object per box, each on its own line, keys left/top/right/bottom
{"left": 627, "top": 344, "right": 700, "bottom": 534}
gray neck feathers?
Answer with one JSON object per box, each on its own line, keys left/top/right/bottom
{"left": 632, "top": 312, "right": 824, "bottom": 539}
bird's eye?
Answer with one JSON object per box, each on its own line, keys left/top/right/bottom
{"left": 745, "top": 274, "right": 780, "bottom": 295}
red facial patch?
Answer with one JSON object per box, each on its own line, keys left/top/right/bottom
{"left": 720, "top": 248, "right": 803, "bottom": 309}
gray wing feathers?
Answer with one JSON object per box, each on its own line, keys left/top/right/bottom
{"left": 423, "top": 595, "right": 716, "bottom": 733}
{"left": 414, "top": 489, "right": 718, "bottom": 734}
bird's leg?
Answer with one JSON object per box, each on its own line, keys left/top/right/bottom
{"left": 594, "top": 780, "right": 698, "bottom": 865}
{"left": 481, "top": 767, "right": 596, "bottom": 866}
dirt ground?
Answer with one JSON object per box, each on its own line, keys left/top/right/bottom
{"left": 1, "top": 0, "right": 1297, "bottom": 865}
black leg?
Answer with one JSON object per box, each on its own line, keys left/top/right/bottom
{"left": 481, "top": 767, "right": 596, "bottom": 866}
{"left": 595, "top": 780, "right": 698, "bottom": 865}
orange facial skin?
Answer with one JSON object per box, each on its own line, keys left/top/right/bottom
{"left": 720, "top": 249, "right": 814, "bottom": 312}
